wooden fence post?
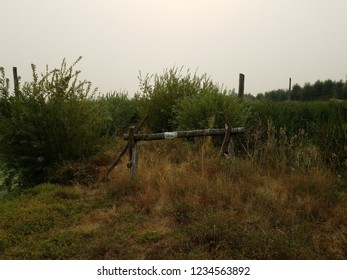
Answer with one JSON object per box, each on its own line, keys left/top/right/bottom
{"left": 105, "top": 115, "right": 148, "bottom": 180}
{"left": 127, "top": 126, "right": 138, "bottom": 180}
{"left": 219, "top": 112, "right": 235, "bottom": 159}
{"left": 130, "top": 143, "right": 138, "bottom": 180}
{"left": 12, "top": 67, "right": 19, "bottom": 97}
{"left": 238, "top": 73, "right": 245, "bottom": 99}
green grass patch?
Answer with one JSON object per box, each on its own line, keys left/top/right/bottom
{"left": 0, "top": 183, "right": 115, "bottom": 259}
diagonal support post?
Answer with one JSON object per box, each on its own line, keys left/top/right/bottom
{"left": 105, "top": 115, "right": 148, "bottom": 179}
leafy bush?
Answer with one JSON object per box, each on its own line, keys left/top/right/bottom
{"left": 97, "top": 91, "right": 139, "bottom": 136}
{"left": 0, "top": 58, "right": 108, "bottom": 188}
{"left": 137, "top": 67, "right": 217, "bottom": 132}
{"left": 173, "top": 89, "right": 250, "bottom": 130}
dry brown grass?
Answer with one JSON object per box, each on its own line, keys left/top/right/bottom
{"left": 94, "top": 138, "right": 346, "bottom": 259}
{"left": 0, "top": 138, "right": 346, "bottom": 259}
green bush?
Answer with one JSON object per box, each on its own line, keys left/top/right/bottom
{"left": 137, "top": 67, "right": 217, "bottom": 132}
{"left": 97, "top": 91, "right": 139, "bottom": 136}
{"left": 173, "top": 89, "right": 250, "bottom": 130}
{"left": 0, "top": 58, "right": 108, "bottom": 188}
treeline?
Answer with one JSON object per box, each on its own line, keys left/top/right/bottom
{"left": 256, "top": 79, "right": 347, "bottom": 101}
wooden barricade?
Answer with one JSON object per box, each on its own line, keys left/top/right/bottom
{"left": 106, "top": 121, "right": 244, "bottom": 180}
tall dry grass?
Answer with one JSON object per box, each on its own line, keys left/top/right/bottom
{"left": 102, "top": 136, "right": 346, "bottom": 259}
{"left": 0, "top": 134, "right": 345, "bottom": 259}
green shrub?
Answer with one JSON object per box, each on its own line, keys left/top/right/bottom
{"left": 0, "top": 58, "right": 108, "bottom": 188}
{"left": 97, "top": 91, "right": 139, "bottom": 136}
{"left": 137, "top": 67, "right": 217, "bottom": 132}
{"left": 173, "top": 89, "right": 250, "bottom": 130}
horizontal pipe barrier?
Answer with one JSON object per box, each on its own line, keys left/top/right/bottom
{"left": 123, "top": 127, "right": 244, "bottom": 142}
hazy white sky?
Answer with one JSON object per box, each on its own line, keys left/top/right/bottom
{"left": 2, "top": 0, "right": 347, "bottom": 95}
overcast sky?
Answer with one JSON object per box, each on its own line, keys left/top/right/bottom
{"left": 2, "top": 0, "right": 347, "bottom": 96}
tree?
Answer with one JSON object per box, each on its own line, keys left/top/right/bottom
{"left": 301, "top": 83, "right": 314, "bottom": 101}
{"left": 291, "top": 84, "right": 302, "bottom": 101}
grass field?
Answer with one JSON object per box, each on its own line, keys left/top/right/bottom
{"left": 0, "top": 139, "right": 346, "bottom": 259}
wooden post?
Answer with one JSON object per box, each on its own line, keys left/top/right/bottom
{"left": 219, "top": 119, "right": 235, "bottom": 159}
{"left": 219, "top": 124, "right": 232, "bottom": 157}
{"left": 288, "top": 77, "right": 292, "bottom": 101}
{"left": 105, "top": 115, "right": 148, "bottom": 179}
{"left": 127, "top": 126, "right": 138, "bottom": 180}
{"left": 130, "top": 143, "right": 138, "bottom": 180}
{"left": 238, "top": 73, "right": 245, "bottom": 99}
{"left": 12, "top": 67, "right": 19, "bottom": 96}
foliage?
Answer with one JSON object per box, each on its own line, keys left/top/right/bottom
{"left": 0, "top": 58, "right": 108, "bottom": 188}
{"left": 173, "top": 89, "right": 250, "bottom": 130}
{"left": 246, "top": 117, "right": 322, "bottom": 174}
{"left": 97, "top": 91, "right": 140, "bottom": 136}
{"left": 311, "top": 103, "right": 347, "bottom": 170}
{"left": 249, "top": 100, "right": 347, "bottom": 171}
{"left": 262, "top": 89, "right": 288, "bottom": 102}
{"left": 137, "top": 67, "right": 219, "bottom": 132}
{"left": 258, "top": 79, "right": 347, "bottom": 101}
